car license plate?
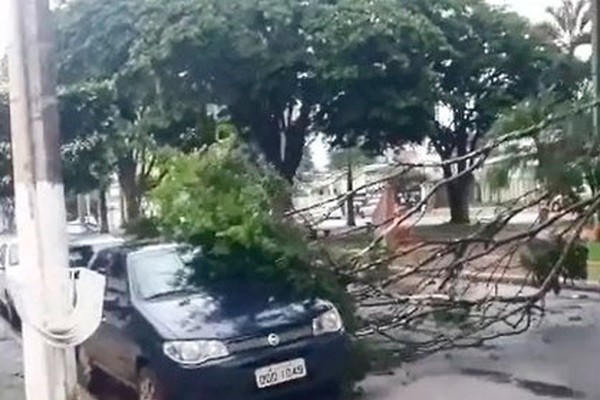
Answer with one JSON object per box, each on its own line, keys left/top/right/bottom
{"left": 255, "top": 358, "right": 307, "bottom": 389}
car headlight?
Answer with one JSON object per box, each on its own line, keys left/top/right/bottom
{"left": 163, "top": 340, "right": 229, "bottom": 366}
{"left": 312, "top": 305, "right": 344, "bottom": 336}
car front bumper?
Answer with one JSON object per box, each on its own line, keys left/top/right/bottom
{"left": 152, "top": 332, "right": 349, "bottom": 400}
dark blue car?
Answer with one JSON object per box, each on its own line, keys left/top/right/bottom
{"left": 78, "top": 244, "right": 348, "bottom": 400}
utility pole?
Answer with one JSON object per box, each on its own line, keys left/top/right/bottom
{"left": 6, "top": 0, "right": 77, "bottom": 399}
{"left": 593, "top": 0, "right": 600, "bottom": 134}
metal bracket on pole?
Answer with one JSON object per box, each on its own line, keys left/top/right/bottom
{"left": 8, "top": 268, "right": 106, "bottom": 347}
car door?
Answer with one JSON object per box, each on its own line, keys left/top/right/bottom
{"left": 85, "top": 250, "right": 137, "bottom": 386}
{"left": 84, "top": 251, "right": 117, "bottom": 375}
{"left": 101, "top": 252, "right": 139, "bottom": 386}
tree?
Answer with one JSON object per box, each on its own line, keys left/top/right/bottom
{"left": 410, "top": 0, "right": 583, "bottom": 223}
{"left": 307, "top": 0, "right": 578, "bottom": 223}
{"left": 535, "top": 0, "right": 591, "bottom": 55}
{"left": 330, "top": 147, "right": 373, "bottom": 226}
{"left": 55, "top": 0, "right": 215, "bottom": 221}
{"left": 131, "top": 0, "right": 445, "bottom": 185}
{"left": 488, "top": 87, "right": 599, "bottom": 207}
{"left": 310, "top": 0, "right": 444, "bottom": 151}
{"left": 151, "top": 136, "right": 353, "bottom": 321}
{"left": 129, "top": 0, "right": 320, "bottom": 182}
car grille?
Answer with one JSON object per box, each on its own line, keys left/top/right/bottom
{"left": 227, "top": 325, "right": 313, "bottom": 354}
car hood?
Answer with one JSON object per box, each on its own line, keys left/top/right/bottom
{"left": 136, "top": 286, "right": 329, "bottom": 340}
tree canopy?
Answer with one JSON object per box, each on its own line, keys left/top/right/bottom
{"left": 0, "top": 0, "right": 587, "bottom": 224}
{"left": 414, "top": 0, "right": 586, "bottom": 222}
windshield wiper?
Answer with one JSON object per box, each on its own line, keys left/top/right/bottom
{"left": 145, "top": 288, "right": 198, "bottom": 301}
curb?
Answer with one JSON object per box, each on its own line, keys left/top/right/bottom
{"left": 461, "top": 271, "right": 600, "bottom": 294}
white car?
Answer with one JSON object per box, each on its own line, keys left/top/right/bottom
{"left": 0, "top": 233, "right": 123, "bottom": 326}
{"left": 0, "top": 235, "right": 20, "bottom": 325}
{"left": 69, "top": 234, "right": 124, "bottom": 268}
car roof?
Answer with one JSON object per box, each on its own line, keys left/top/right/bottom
{"left": 99, "top": 241, "right": 179, "bottom": 256}
{"left": 69, "top": 234, "right": 124, "bottom": 247}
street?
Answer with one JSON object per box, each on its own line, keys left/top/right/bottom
{"left": 362, "top": 289, "right": 600, "bottom": 400}
{"left": 2, "top": 289, "right": 600, "bottom": 399}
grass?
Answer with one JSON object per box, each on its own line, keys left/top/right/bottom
{"left": 588, "top": 242, "right": 600, "bottom": 262}
{"left": 587, "top": 242, "right": 600, "bottom": 281}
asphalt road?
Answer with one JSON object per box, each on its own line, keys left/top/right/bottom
{"left": 361, "top": 290, "right": 600, "bottom": 400}
{"left": 2, "top": 289, "right": 600, "bottom": 400}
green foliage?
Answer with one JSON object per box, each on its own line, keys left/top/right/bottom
{"left": 130, "top": 0, "right": 324, "bottom": 181}
{"left": 329, "top": 147, "right": 375, "bottom": 171}
{"left": 123, "top": 216, "right": 161, "bottom": 239}
{"left": 56, "top": 0, "right": 139, "bottom": 84}
{"left": 489, "top": 87, "right": 599, "bottom": 198}
{"left": 51, "top": 0, "right": 587, "bottom": 208}
{"left": 55, "top": 0, "right": 219, "bottom": 219}
{"left": 521, "top": 235, "right": 588, "bottom": 293}
{"left": 311, "top": 0, "right": 444, "bottom": 151}
{"left": 151, "top": 137, "right": 355, "bottom": 328}
{"left": 415, "top": 0, "right": 585, "bottom": 222}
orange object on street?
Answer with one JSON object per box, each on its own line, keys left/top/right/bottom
{"left": 372, "top": 184, "right": 412, "bottom": 251}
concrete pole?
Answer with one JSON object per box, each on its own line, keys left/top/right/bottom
{"left": 594, "top": 0, "right": 600, "bottom": 133}
{"left": 593, "top": 0, "right": 600, "bottom": 224}
{"left": 6, "top": 0, "right": 77, "bottom": 399}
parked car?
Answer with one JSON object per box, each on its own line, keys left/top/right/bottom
{"left": 0, "top": 235, "right": 19, "bottom": 325}
{"left": 0, "top": 233, "right": 123, "bottom": 326}
{"left": 78, "top": 243, "right": 349, "bottom": 400}
{"left": 69, "top": 234, "right": 124, "bottom": 268}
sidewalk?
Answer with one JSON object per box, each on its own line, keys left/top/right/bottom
{"left": 0, "top": 320, "right": 23, "bottom": 400}
{"left": 0, "top": 318, "right": 95, "bottom": 400}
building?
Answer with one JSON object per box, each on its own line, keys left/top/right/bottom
{"left": 475, "top": 155, "right": 538, "bottom": 204}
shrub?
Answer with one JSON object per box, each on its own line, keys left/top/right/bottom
{"left": 123, "top": 216, "right": 161, "bottom": 239}
{"left": 521, "top": 231, "right": 588, "bottom": 293}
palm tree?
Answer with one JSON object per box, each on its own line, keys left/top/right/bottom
{"left": 487, "top": 90, "right": 598, "bottom": 206}
{"left": 537, "top": 0, "right": 592, "bottom": 55}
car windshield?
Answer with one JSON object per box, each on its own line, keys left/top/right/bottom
{"left": 129, "top": 248, "right": 197, "bottom": 300}
{"left": 69, "top": 245, "right": 93, "bottom": 268}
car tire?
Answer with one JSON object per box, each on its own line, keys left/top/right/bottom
{"left": 137, "top": 367, "right": 168, "bottom": 400}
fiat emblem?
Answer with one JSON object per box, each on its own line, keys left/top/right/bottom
{"left": 267, "top": 333, "right": 280, "bottom": 347}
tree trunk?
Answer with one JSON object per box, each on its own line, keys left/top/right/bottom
{"left": 442, "top": 160, "right": 471, "bottom": 224}
{"left": 440, "top": 129, "right": 472, "bottom": 224}
{"left": 76, "top": 194, "right": 86, "bottom": 223}
{"left": 446, "top": 176, "right": 471, "bottom": 224}
{"left": 99, "top": 188, "right": 109, "bottom": 233}
{"left": 123, "top": 185, "right": 140, "bottom": 223}
{"left": 252, "top": 109, "right": 309, "bottom": 183}
{"left": 346, "top": 160, "right": 356, "bottom": 227}
{"left": 118, "top": 156, "right": 141, "bottom": 222}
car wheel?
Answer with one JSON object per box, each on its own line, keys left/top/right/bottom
{"left": 138, "top": 368, "right": 167, "bottom": 400}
